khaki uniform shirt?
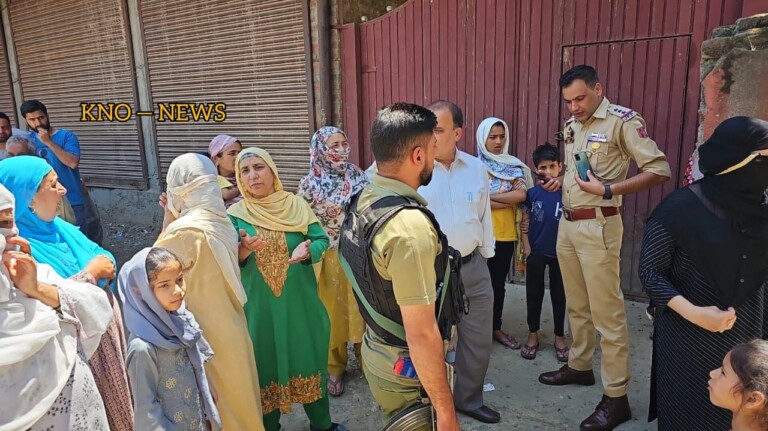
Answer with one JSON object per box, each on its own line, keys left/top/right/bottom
{"left": 563, "top": 97, "right": 671, "bottom": 209}
{"left": 358, "top": 174, "right": 441, "bottom": 307}
{"left": 357, "top": 174, "right": 442, "bottom": 371}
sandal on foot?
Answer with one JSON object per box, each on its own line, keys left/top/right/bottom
{"left": 554, "top": 344, "right": 570, "bottom": 363}
{"left": 327, "top": 374, "right": 345, "bottom": 397}
{"left": 520, "top": 343, "right": 539, "bottom": 360}
{"left": 493, "top": 330, "right": 521, "bottom": 350}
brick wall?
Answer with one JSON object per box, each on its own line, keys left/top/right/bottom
{"left": 686, "top": 13, "right": 768, "bottom": 182}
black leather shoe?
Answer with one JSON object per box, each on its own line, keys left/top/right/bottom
{"left": 539, "top": 364, "right": 596, "bottom": 386}
{"left": 579, "top": 395, "right": 632, "bottom": 430}
{"left": 457, "top": 405, "right": 501, "bottom": 424}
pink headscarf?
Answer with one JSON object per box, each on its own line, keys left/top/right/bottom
{"left": 208, "top": 135, "right": 239, "bottom": 159}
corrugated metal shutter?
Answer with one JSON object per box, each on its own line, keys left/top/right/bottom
{"left": 0, "top": 20, "right": 16, "bottom": 126}
{"left": 141, "top": 0, "right": 311, "bottom": 189}
{"left": 8, "top": 0, "right": 146, "bottom": 189}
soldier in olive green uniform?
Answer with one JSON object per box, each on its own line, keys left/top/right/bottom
{"left": 340, "top": 103, "right": 460, "bottom": 431}
{"left": 538, "top": 65, "right": 671, "bottom": 431}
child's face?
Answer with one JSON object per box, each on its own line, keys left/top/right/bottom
{"left": 150, "top": 260, "right": 186, "bottom": 312}
{"left": 484, "top": 125, "right": 506, "bottom": 155}
{"left": 536, "top": 159, "right": 563, "bottom": 179}
{"left": 213, "top": 142, "right": 242, "bottom": 176}
{"left": 709, "top": 352, "right": 744, "bottom": 412}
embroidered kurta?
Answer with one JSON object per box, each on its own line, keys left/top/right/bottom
{"left": 127, "top": 337, "right": 208, "bottom": 431}
{"left": 154, "top": 229, "right": 264, "bottom": 431}
{"left": 228, "top": 217, "right": 331, "bottom": 415}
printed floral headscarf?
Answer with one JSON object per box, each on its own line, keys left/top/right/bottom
{"left": 297, "top": 126, "right": 369, "bottom": 248}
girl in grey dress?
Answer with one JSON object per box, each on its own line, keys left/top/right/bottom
{"left": 120, "top": 247, "right": 221, "bottom": 431}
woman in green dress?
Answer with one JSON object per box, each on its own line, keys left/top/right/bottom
{"left": 227, "top": 147, "right": 345, "bottom": 431}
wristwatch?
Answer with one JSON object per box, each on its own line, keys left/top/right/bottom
{"left": 603, "top": 184, "right": 613, "bottom": 200}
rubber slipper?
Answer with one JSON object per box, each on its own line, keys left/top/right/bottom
{"left": 554, "top": 344, "right": 570, "bottom": 363}
{"left": 327, "top": 374, "right": 345, "bottom": 397}
{"left": 493, "top": 331, "right": 521, "bottom": 350}
{"left": 520, "top": 343, "right": 539, "bottom": 360}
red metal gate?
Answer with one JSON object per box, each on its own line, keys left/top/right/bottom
{"left": 340, "top": 0, "right": 745, "bottom": 296}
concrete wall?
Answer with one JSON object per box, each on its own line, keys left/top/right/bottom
{"left": 686, "top": 13, "right": 768, "bottom": 181}
{"left": 309, "top": 0, "right": 343, "bottom": 127}
{"left": 89, "top": 188, "right": 163, "bottom": 230}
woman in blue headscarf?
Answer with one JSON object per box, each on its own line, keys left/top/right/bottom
{"left": 0, "top": 155, "right": 135, "bottom": 431}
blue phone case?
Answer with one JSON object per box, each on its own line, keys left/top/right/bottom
{"left": 573, "top": 151, "right": 592, "bottom": 182}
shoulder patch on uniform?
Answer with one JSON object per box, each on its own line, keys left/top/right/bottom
{"left": 608, "top": 104, "right": 638, "bottom": 121}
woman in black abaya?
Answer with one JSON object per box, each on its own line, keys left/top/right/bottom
{"left": 639, "top": 116, "right": 768, "bottom": 431}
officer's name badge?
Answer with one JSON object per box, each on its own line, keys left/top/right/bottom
{"left": 588, "top": 133, "right": 608, "bottom": 142}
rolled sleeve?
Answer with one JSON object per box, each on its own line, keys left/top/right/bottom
{"left": 621, "top": 118, "right": 671, "bottom": 178}
{"left": 372, "top": 209, "right": 439, "bottom": 306}
{"left": 639, "top": 217, "right": 680, "bottom": 309}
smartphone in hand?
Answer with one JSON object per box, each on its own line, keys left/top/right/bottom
{"left": 534, "top": 170, "right": 550, "bottom": 182}
{"left": 573, "top": 151, "right": 592, "bottom": 182}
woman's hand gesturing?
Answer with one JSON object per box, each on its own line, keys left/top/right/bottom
{"left": 288, "top": 240, "right": 311, "bottom": 264}
{"left": 239, "top": 229, "right": 267, "bottom": 252}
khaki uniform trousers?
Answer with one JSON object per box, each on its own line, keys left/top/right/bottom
{"left": 361, "top": 330, "right": 433, "bottom": 430}
{"left": 556, "top": 210, "right": 630, "bottom": 397}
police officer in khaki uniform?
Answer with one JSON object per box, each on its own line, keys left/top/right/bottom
{"left": 538, "top": 65, "right": 671, "bottom": 431}
{"left": 340, "top": 103, "right": 460, "bottom": 431}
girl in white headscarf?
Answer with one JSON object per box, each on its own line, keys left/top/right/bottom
{"left": 476, "top": 117, "right": 532, "bottom": 350}
{"left": 155, "top": 153, "right": 264, "bottom": 431}
{"left": 0, "top": 184, "right": 113, "bottom": 431}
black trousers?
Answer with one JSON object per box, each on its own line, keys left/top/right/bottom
{"left": 525, "top": 254, "right": 566, "bottom": 336}
{"left": 488, "top": 240, "right": 516, "bottom": 331}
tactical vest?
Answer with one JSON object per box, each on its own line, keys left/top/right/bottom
{"left": 339, "top": 193, "right": 468, "bottom": 348}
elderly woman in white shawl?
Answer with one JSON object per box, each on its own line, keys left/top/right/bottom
{"left": 155, "top": 153, "right": 264, "bottom": 431}
{"left": 476, "top": 117, "right": 533, "bottom": 350}
{"left": 0, "top": 184, "right": 113, "bottom": 430}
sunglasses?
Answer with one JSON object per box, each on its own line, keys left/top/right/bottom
{"left": 718, "top": 149, "right": 768, "bottom": 175}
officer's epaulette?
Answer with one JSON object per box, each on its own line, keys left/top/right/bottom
{"left": 608, "top": 104, "right": 638, "bottom": 121}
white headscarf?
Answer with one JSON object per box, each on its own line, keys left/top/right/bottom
{"left": 0, "top": 184, "right": 112, "bottom": 430}
{"left": 158, "top": 153, "right": 247, "bottom": 306}
{"left": 476, "top": 117, "right": 533, "bottom": 188}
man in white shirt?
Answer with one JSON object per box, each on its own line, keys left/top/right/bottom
{"left": 418, "top": 100, "right": 499, "bottom": 424}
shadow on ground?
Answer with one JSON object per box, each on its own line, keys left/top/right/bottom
{"left": 101, "top": 224, "right": 658, "bottom": 430}
{"left": 282, "top": 284, "right": 658, "bottom": 431}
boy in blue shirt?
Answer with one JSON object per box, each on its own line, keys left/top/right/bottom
{"left": 520, "top": 143, "right": 568, "bottom": 362}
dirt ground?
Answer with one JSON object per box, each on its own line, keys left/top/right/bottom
{"left": 280, "top": 285, "right": 658, "bottom": 431}
{"left": 101, "top": 223, "right": 659, "bottom": 431}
